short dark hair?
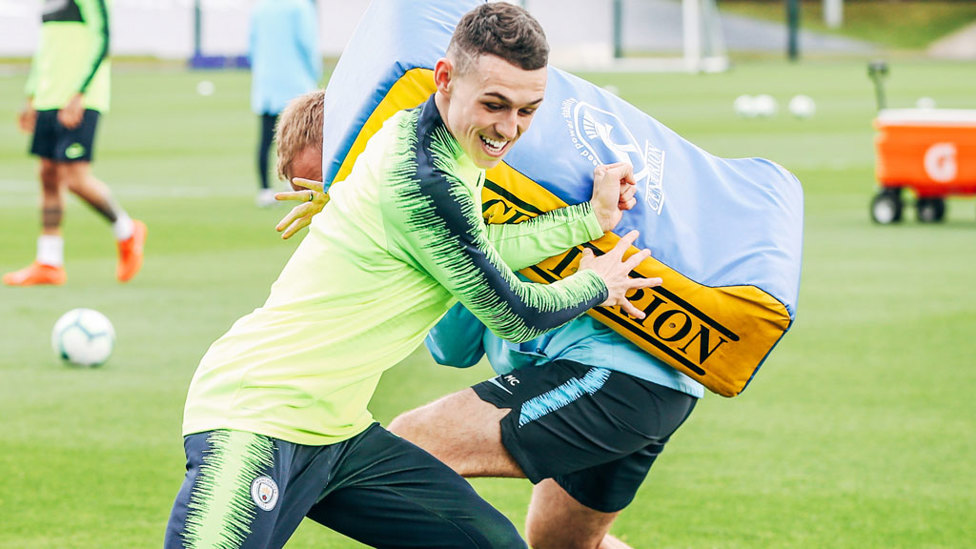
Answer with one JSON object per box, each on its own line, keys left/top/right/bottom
{"left": 446, "top": 2, "right": 549, "bottom": 74}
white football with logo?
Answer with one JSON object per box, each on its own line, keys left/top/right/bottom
{"left": 51, "top": 308, "right": 115, "bottom": 367}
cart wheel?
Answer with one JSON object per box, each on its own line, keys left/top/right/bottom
{"left": 871, "top": 190, "right": 903, "bottom": 224}
{"left": 916, "top": 198, "right": 946, "bottom": 223}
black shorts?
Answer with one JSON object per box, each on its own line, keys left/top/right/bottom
{"left": 165, "top": 424, "right": 524, "bottom": 548}
{"left": 30, "top": 108, "right": 100, "bottom": 162}
{"left": 473, "top": 360, "right": 697, "bottom": 513}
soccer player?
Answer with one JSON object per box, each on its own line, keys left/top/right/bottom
{"left": 392, "top": 305, "right": 702, "bottom": 549}
{"left": 4, "top": 0, "right": 146, "bottom": 287}
{"left": 279, "top": 129, "right": 698, "bottom": 549}
{"left": 248, "top": 0, "right": 320, "bottom": 207}
{"left": 278, "top": 98, "right": 700, "bottom": 549}
{"left": 165, "top": 4, "right": 656, "bottom": 548}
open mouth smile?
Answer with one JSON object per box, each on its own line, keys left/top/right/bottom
{"left": 480, "top": 135, "right": 509, "bottom": 156}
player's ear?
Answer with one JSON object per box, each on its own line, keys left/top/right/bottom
{"left": 434, "top": 58, "right": 453, "bottom": 96}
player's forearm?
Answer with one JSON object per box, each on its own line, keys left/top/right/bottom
{"left": 485, "top": 202, "right": 603, "bottom": 270}
{"left": 76, "top": 0, "right": 110, "bottom": 94}
{"left": 393, "top": 199, "right": 607, "bottom": 343}
{"left": 470, "top": 269, "right": 606, "bottom": 343}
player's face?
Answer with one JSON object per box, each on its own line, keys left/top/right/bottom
{"left": 286, "top": 145, "right": 323, "bottom": 188}
{"left": 437, "top": 54, "right": 547, "bottom": 170}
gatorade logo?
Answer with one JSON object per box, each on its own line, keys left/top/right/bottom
{"left": 65, "top": 143, "right": 86, "bottom": 160}
{"left": 923, "top": 142, "right": 957, "bottom": 183}
{"left": 561, "top": 98, "right": 666, "bottom": 215}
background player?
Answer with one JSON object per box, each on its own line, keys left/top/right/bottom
{"left": 5, "top": 0, "right": 146, "bottom": 287}
{"left": 249, "top": 0, "right": 321, "bottom": 207}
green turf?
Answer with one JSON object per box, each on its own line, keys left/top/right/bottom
{"left": 2, "top": 59, "right": 975, "bottom": 548}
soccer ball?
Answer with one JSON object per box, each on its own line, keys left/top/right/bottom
{"left": 788, "top": 95, "right": 816, "bottom": 119}
{"left": 733, "top": 94, "right": 756, "bottom": 118}
{"left": 753, "top": 94, "right": 778, "bottom": 117}
{"left": 196, "top": 80, "right": 215, "bottom": 96}
{"left": 51, "top": 308, "right": 115, "bottom": 367}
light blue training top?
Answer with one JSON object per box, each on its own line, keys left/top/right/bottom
{"left": 426, "top": 302, "right": 705, "bottom": 398}
{"left": 249, "top": 0, "right": 321, "bottom": 115}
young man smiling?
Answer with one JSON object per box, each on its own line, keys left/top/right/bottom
{"left": 166, "top": 4, "right": 655, "bottom": 548}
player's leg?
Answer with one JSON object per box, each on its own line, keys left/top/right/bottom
{"left": 306, "top": 423, "right": 525, "bottom": 548}
{"left": 165, "top": 430, "right": 333, "bottom": 549}
{"left": 3, "top": 111, "right": 66, "bottom": 285}
{"left": 39, "top": 157, "right": 62, "bottom": 237}
{"left": 59, "top": 160, "right": 121, "bottom": 222}
{"left": 59, "top": 160, "right": 147, "bottom": 282}
{"left": 53, "top": 109, "right": 146, "bottom": 281}
{"left": 394, "top": 360, "right": 697, "bottom": 547}
{"left": 256, "top": 112, "right": 278, "bottom": 207}
{"left": 516, "top": 366, "right": 696, "bottom": 549}
{"left": 525, "top": 479, "right": 626, "bottom": 549}
{"left": 388, "top": 387, "right": 522, "bottom": 477}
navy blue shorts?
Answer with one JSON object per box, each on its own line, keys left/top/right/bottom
{"left": 164, "top": 423, "right": 524, "bottom": 548}
{"left": 30, "top": 108, "right": 100, "bottom": 162}
{"left": 473, "top": 360, "right": 697, "bottom": 513}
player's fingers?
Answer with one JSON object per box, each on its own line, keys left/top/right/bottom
{"left": 618, "top": 194, "right": 636, "bottom": 210}
{"left": 61, "top": 110, "right": 81, "bottom": 129}
{"left": 275, "top": 205, "right": 307, "bottom": 232}
{"left": 620, "top": 182, "right": 637, "bottom": 201}
{"left": 608, "top": 230, "right": 640, "bottom": 259}
{"left": 607, "top": 162, "right": 635, "bottom": 185}
{"left": 291, "top": 178, "right": 324, "bottom": 193}
{"left": 274, "top": 191, "right": 308, "bottom": 202}
{"left": 631, "top": 276, "right": 663, "bottom": 289}
{"left": 281, "top": 217, "right": 311, "bottom": 239}
{"left": 623, "top": 248, "right": 651, "bottom": 270}
{"left": 578, "top": 247, "right": 595, "bottom": 270}
{"left": 618, "top": 196, "right": 637, "bottom": 210}
{"left": 619, "top": 299, "right": 646, "bottom": 320}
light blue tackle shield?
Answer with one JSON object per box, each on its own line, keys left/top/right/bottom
{"left": 320, "top": 0, "right": 803, "bottom": 396}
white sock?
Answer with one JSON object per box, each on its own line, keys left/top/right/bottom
{"left": 113, "top": 212, "right": 134, "bottom": 241}
{"left": 37, "top": 235, "right": 64, "bottom": 267}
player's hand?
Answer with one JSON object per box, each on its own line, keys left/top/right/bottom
{"left": 274, "top": 178, "right": 328, "bottom": 239}
{"left": 57, "top": 94, "right": 85, "bottom": 129}
{"left": 578, "top": 230, "right": 661, "bottom": 319}
{"left": 18, "top": 99, "right": 36, "bottom": 133}
{"left": 589, "top": 162, "right": 637, "bottom": 233}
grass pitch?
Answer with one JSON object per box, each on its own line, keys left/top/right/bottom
{"left": 1, "top": 59, "right": 974, "bottom": 548}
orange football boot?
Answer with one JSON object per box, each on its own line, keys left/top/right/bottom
{"left": 3, "top": 261, "right": 67, "bottom": 286}
{"left": 117, "top": 219, "right": 147, "bottom": 282}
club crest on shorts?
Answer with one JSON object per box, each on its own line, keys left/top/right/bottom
{"left": 65, "top": 143, "right": 86, "bottom": 160}
{"left": 250, "top": 476, "right": 279, "bottom": 511}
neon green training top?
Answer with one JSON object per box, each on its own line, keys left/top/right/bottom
{"left": 25, "top": 0, "right": 111, "bottom": 112}
{"left": 182, "top": 97, "right": 608, "bottom": 446}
